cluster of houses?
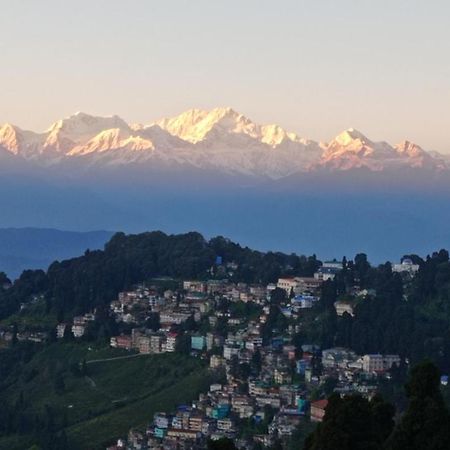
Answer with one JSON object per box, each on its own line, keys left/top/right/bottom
{"left": 103, "top": 261, "right": 406, "bottom": 450}
{"left": 0, "top": 255, "right": 416, "bottom": 450}
{"left": 56, "top": 312, "right": 96, "bottom": 339}
{"left": 107, "top": 335, "right": 403, "bottom": 450}
{"left": 0, "top": 328, "right": 48, "bottom": 344}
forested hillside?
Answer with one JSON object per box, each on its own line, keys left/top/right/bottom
{"left": 1, "top": 232, "right": 450, "bottom": 449}
{"left": 0, "top": 231, "right": 320, "bottom": 321}
{"left": 1, "top": 233, "right": 450, "bottom": 370}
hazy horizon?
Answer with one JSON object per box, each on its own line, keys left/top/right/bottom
{"left": 1, "top": 0, "right": 449, "bottom": 153}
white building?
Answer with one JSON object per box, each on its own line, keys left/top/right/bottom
{"left": 56, "top": 323, "right": 67, "bottom": 339}
{"left": 393, "top": 258, "right": 420, "bottom": 275}
{"left": 277, "top": 278, "right": 300, "bottom": 295}
{"left": 314, "top": 267, "right": 341, "bottom": 281}
{"left": 217, "top": 418, "right": 233, "bottom": 431}
{"left": 223, "top": 342, "right": 241, "bottom": 360}
{"left": 323, "top": 260, "right": 344, "bottom": 270}
{"left": 71, "top": 324, "right": 85, "bottom": 338}
{"left": 322, "top": 348, "right": 358, "bottom": 369}
{"left": 362, "top": 354, "right": 384, "bottom": 372}
{"left": 334, "top": 301, "right": 354, "bottom": 317}
{"left": 383, "top": 354, "right": 401, "bottom": 370}
{"left": 362, "top": 354, "right": 401, "bottom": 372}
{"left": 277, "top": 277, "right": 323, "bottom": 295}
{"left": 165, "top": 332, "right": 178, "bottom": 352}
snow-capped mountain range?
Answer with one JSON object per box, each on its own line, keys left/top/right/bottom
{"left": 0, "top": 108, "right": 447, "bottom": 178}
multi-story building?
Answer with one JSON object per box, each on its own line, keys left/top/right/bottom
{"left": 310, "top": 399, "right": 328, "bottom": 422}
{"left": 314, "top": 267, "right": 341, "bottom": 281}
{"left": 165, "top": 332, "right": 178, "bottom": 352}
{"left": 334, "top": 301, "right": 355, "bottom": 317}
{"left": 183, "top": 281, "right": 206, "bottom": 293}
{"left": 383, "top": 354, "right": 401, "bottom": 370}
{"left": 362, "top": 354, "right": 384, "bottom": 372}
{"left": 277, "top": 278, "right": 299, "bottom": 295}
{"left": 115, "top": 335, "right": 133, "bottom": 350}
{"left": 56, "top": 323, "right": 67, "bottom": 339}
{"left": 392, "top": 258, "right": 420, "bottom": 275}
{"left": 138, "top": 336, "right": 151, "bottom": 354}
{"left": 217, "top": 418, "right": 234, "bottom": 431}
{"left": 150, "top": 334, "right": 163, "bottom": 353}
{"left": 191, "top": 335, "right": 206, "bottom": 351}
{"left": 223, "top": 341, "right": 241, "bottom": 360}
{"left": 362, "top": 354, "right": 401, "bottom": 372}
{"left": 71, "top": 324, "right": 85, "bottom": 338}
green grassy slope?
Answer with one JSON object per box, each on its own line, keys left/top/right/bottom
{"left": 0, "top": 342, "right": 213, "bottom": 450}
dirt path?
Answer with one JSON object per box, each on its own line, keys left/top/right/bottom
{"left": 86, "top": 352, "right": 146, "bottom": 364}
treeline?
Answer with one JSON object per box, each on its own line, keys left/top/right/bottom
{"left": 3, "top": 231, "right": 450, "bottom": 371}
{"left": 0, "top": 398, "right": 69, "bottom": 450}
{"left": 290, "top": 250, "right": 450, "bottom": 372}
{"left": 0, "top": 231, "right": 320, "bottom": 321}
{"left": 304, "top": 361, "right": 450, "bottom": 450}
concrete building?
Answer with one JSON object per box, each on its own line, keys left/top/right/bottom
{"left": 165, "top": 332, "right": 178, "bottom": 352}
{"left": 56, "top": 323, "right": 67, "bottom": 339}
{"left": 191, "top": 335, "right": 206, "bottom": 351}
{"left": 362, "top": 354, "right": 384, "bottom": 372}
{"left": 314, "top": 267, "right": 341, "bottom": 281}
{"left": 310, "top": 399, "right": 328, "bottom": 422}
{"left": 334, "top": 301, "right": 355, "bottom": 317}
{"left": 393, "top": 258, "right": 420, "bottom": 275}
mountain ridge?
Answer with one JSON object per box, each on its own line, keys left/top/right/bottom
{"left": 1, "top": 108, "right": 448, "bottom": 179}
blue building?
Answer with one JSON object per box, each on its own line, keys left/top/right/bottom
{"left": 296, "top": 359, "right": 311, "bottom": 375}
{"left": 154, "top": 427, "right": 166, "bottom": 438}
{"left": 297, "top": 398, "right": 309, "bottom": 415}
{"left": 191, "top": 335, "right": 206, "bottom": 351}
{"left": 212, "top": 404, "right": 230, "bottom": 419}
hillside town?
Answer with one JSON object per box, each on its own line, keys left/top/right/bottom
{"left": 0, "top": 257, "right": 423, "bottom": 449}
{"left": 45, "top": 259, "right": 414, "bottom": 450}
{"left": 1, "top": 238, "right": 450, "bottom": 450}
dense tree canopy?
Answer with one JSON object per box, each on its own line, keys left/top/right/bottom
{"left": 324, "top": 250, "right": 450, "bottom": 371}
{"left": 0, "top": 231, "right": 320, "bottom": 321}
{"left": 304, "top": 362, "right": 450, "bottom": 450}
{"left": 304, "top": 394, "right": 394, "bottom": 450}
{"left": 385, "top": 361, "right": 450, "bottom": 450}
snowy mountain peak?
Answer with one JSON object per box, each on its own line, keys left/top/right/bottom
{"left": 260, "top": 124, "right": 307, "bottom": 147}
{"left": 320, "top": 129, "right": 413, "bottom": 171}
{"left": 44, "top": 112, "right": 130, "bottom": 154}
{"left": 0, "top": 123, "right": 45, "bottom": 156}
{"left": 155, "top": 108, "right": 208, "bottom": 143}
{"left": 0, "top": 108, "right": 446, "bottom": 176}
{"left": 392, "top": 140, "right": 445, "bottom": 169}
{"left": 68, "top": 128, "right": 155, "bottom": 156}
{"left": 155, "top": 107, "right": 255, "bottom": 143}
{"left": 0, "top": 123, "right": 22, "bottom": 154}
{"left": 154, "top": 107, "right": 313, "bottom": 150}
{"left": 46, "top": 112, "right": 129, "bottom": 141}
{"left": 333, "top": 128, "right": 371, "bottom": 147}
{"left": 395, "top": 140, "right": 426, "bottom": 157}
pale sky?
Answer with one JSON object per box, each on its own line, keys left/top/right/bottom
{"left": 1, "top": 0, "right": 449, "bottom": 152}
